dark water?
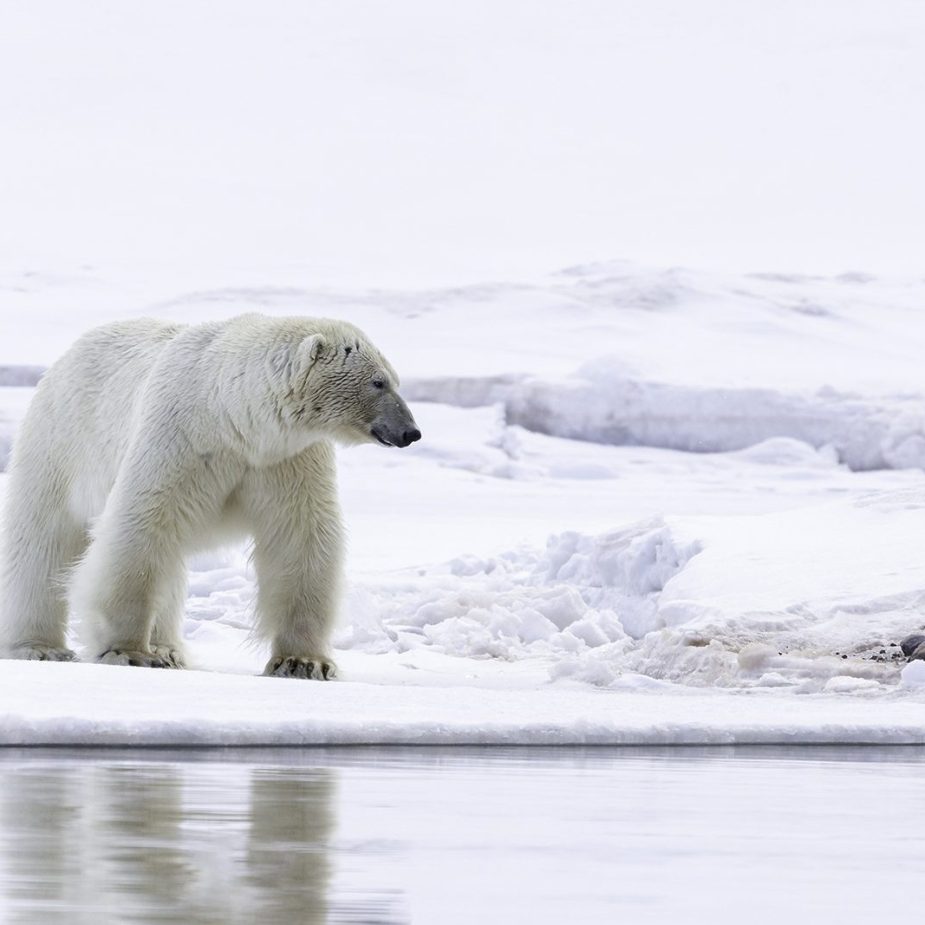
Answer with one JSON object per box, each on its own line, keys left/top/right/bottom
{"left": 1, "top": 747, "right": 924, "bottom": 924}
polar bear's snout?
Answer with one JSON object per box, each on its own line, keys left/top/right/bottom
{"left": 370, "top": 420, "right": 422, "bottom": 448}
{"left": 397, "top": 425, "right": 423, "bottom": 448}
{"left": 370, "top": 395, "right": 422, "bottom": 448}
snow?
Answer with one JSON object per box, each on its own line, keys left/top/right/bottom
{"left": 7, "top": 264, "right": 925, "bottom": 472}
{"left": 901, "top": 660, "right": 925, "bottom": 689}
{"left": 2, "top": 1, "right": 925, "bottom": 746}
{"left": 3, "top": 263, "right": 925, "bottom": 745}
{"left": 3, "top": 659, "right": 925, "bottom": 747}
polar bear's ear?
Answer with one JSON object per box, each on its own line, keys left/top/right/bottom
{"left": 293, "top": 334, "right": 327, "bottom": 381}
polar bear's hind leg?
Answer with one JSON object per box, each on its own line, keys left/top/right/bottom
{"left": 0, "top": 452, "right": 88, "bottom": 661}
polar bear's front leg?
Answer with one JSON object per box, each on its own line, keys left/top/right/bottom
{"left": 74, "top": 517, "right": 188, "bottom": 668}
{"left": 72, "top": 440, "right": 239, "bottom": 668}
{"left": 243, "top": 445, "right": 343, "bottom": 681}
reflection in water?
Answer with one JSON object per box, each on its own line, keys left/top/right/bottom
{"left": 246, "top": 772, "right": 333, "bottom": 923}
{"left": 2, "top": 746, "right": 925, "bottom": 924}
{"left": 0, "top": 760, "right": 368, "bottom": 925}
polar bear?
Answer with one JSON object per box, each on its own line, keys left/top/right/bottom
{"left": 0, "top": 314, "right": 421, "bottom": 678}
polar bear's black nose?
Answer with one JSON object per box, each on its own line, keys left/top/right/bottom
{"left": 400, "top": 428, "right": 422, "bottom": 447}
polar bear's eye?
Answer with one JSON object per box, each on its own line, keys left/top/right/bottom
{"left": 372, "top": 379, "right": 386, "bottom": 390}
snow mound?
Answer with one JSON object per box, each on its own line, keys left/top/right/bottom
{"left": 336, "top": 518, "right": 701, "bottom": 664}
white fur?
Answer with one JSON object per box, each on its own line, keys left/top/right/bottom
{"left": 0, "top": 314, "right": 417, "bottom": 678}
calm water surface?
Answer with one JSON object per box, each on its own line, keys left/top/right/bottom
{"left": 1, "top": 746, "right": 923, "bottom": 924}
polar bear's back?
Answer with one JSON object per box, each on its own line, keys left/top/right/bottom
{"left": 15, "top": 319, "right": 185, "bottom": 522}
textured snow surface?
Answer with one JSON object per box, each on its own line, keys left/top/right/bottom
{"left": 3, "top": 263, "right": 925, "bottom": 744}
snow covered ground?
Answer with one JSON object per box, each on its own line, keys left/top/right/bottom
{"left": 2, "top": 262, "right": 925, "bottom": 745}
{"left": 2, "top": 0, "right": 925, "bottom": 746}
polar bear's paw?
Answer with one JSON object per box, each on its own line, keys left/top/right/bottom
{"left": 264, "top": 655, "right": 337, "bottom": 680}
{"left": 98, "top": 648, "right": 179, "bottom": 668}
{"left": 151, "top": 645, "right": 186, "bottom": 669}
{"left": 11, "top": 644, "right": 77, "bottom": 662}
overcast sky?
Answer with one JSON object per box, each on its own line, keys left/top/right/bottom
{"left": 1, "top": 0, "right": 923, "bottom": 285}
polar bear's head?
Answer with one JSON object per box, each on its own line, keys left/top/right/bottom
{"left": 286, "top": 321, "right": 421, "bottom": 449}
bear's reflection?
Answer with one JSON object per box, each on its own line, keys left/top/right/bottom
{"left": 0, "top": 760, "right": 337, "bottom": 924}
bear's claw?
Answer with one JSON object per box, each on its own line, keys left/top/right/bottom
{"left": 151, "top": 645, "right": 186, "bottom": 669}
{"left": 98, "top": 648, "right": 180, "bottom": 668}
{"left": 264, "top": 655, "right": 337, "bottom": 680}
{"left": 11, "top": 644, "right": 77, "bottom": 662}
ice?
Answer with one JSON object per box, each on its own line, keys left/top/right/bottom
{"left": 3, "top": 658, "right": 925, "bottom": 746}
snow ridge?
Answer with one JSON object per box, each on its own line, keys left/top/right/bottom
{"left": 405, "top": 368, "right": 925, "bottom": 472}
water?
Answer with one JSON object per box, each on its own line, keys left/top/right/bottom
{"left": 1, "top": 747, "right": 923, "bottom": 924}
